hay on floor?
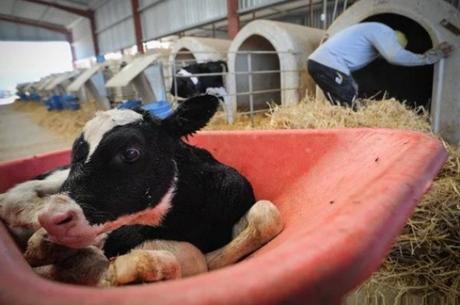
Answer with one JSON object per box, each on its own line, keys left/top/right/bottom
{"left": 13, "top": 101, "right": 102, "bottom": 140}
{"left": 260, "top": 97, "right": 459, "bottom": 304}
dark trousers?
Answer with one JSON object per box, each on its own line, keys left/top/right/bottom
{"left": 307, "top": 59, "right": 358, "bottom": 106}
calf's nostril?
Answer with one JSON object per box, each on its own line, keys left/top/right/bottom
{"left": 46, "top": 210, "right": 78, "bottom": 227}
{"left": 56, "top": 214, "right": 74, "bottom": 225}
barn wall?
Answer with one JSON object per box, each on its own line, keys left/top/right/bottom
{"left": 70, "top": 18, "right": 95, "bottom": 60}
{"left": 140, "top": 0, "right": 227, "bottom": 41}
{"left": 95, "top": 0, "right": 135, "bottom": 54}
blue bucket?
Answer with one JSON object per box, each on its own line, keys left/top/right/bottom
{"left": 61, "top": 95, "right": 80, "bottom": 111}
{"left": 117, "top": 99, "right": 142, "bottom": 110}
{"left": 18, "top": 93, "right": 28, "bottom": 101}
{"left": 29, "top": 93, "right": 41, "bottom": 101}
{"left": 142, "top": 100, "right": 173, "bottom": 119}
{"left": 45, "top": 95, "right": 63, "bottom": 111}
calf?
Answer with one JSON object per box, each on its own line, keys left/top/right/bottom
{"left": 171, "top": 61, "right": 233, "bottom": 122}
{"left": 4, "top": 94, "right": 282, "bottom": 285}
{"left": 170, "top": 61, "right": 227, "bottom": 99}
{"left": 0, "top": 167, "right": 69, "bottom": 249}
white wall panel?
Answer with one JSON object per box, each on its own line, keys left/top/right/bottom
{"left": 71, "top": 18, "right": 95, "bottom": 60}
{"left": 0, "top": 0, "right": 15, "bottom": 14}
{"left": 95, "top": 0, "right": 135, "bottom": 53}
{"left": 140, "top": 0, "right": 227, "bottom": 41}
{"left": 238, "top": 0, "right": 287, "bottom": 12}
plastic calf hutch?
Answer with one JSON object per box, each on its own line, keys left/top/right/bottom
{"left": 168, "top": 37, "right": 230, "bottom": 96}
{"left": 227, "top": 20, "right": 324, "bottom": 116}
{"left": 0, "top": 129, "right": 447, "bottom": 305}
{"left": 170, "top": 37, "right": 231, "bottom": 64}
{"left": 326, "top": 0, "right": 460, "bottom": 145}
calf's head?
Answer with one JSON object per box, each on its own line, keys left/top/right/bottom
{"left": 38, "top": 95, "right": 219, "bottom": 248}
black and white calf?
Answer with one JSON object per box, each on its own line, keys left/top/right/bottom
{"left": 170, "top": 61, "right": 227, "bottom": 98}
{"left": 0, "top": 94, "right": 282, "bottom": 286}
{"left": 171, "top": 61, "right": 233, "bottom": 122}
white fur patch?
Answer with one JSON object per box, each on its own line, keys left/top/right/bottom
{"left": 177, "top": 69, "right": 198, "bottom": 85}
{"left": 206, "top": 87, "right": 233, "bottom": 123}
{"left": 83, "top": 109, "right": 143, "bottom": 162}
{"left": 0, "top": 168, "right": 70, "bottom": 230}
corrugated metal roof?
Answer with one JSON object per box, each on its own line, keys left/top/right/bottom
{"left": 0, "top": 19, "right": 66, "bottom": 41}
{"left": 0, "top": 0, "right": 97, "bottom": 57}
{"left": 0, "top": 0, "right": 90, "bottom": 28}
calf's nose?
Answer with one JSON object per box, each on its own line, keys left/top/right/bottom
{"left": 38, "top": 208, "right": 78, "bottom": 236}
{"left": 36, "top": 194, "right": 98, "bottom": 249}
{"left": 37, "top": 194, "right": 84, "bottom": 238}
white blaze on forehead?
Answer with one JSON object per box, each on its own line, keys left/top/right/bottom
{"left": 83, "top": 109, "right": 143, "bottom": 162}
{"left": 177, "top": 69, "right": 198, "bottom": 85}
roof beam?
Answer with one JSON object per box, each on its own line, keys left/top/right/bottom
{"left": 21, "top": 0, "right": 100, "bottom": 55}
{"left": 0, "top": 13, "right": 68, "bottom": 34}
{"left": 22, "top": 0, "right": 91, "bottom": 17}
{"left": 0, "top": 13, "right": 76, "bottom": 63}
{"left": 131, "top": 0, "right": 144, "bottom": 54}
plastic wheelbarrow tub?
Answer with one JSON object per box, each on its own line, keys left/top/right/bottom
{"left": 0, "top": 129, "right": 447, "bottom": 305}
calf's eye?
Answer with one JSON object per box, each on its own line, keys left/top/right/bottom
{"left": 121, "top": 147, "right": 141, "bottom": 163}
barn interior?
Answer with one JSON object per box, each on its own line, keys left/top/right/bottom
{"left": 0, "top": 1, "right": 460, "bottom": 305}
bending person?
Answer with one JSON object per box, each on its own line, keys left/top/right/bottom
{"left": 307, "top": 22, "right": 454, "bottom": 106}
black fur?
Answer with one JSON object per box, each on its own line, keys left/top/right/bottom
{"left": 170, "top": 61, "right": 228, "bottom": 98}
{"left": 61, "top": 94, "right": 255, "bottom": 257}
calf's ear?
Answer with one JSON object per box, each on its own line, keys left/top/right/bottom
{"left": 161, "top": 94, "right": 219, "bottom": 138}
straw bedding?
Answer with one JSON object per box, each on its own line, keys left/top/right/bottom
{"left": 13, "top": 97, "right": 460, "bottom": 304}
{"left": 12, "top": 101, "right": 103, "bottom": 140}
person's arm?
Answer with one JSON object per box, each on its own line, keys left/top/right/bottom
{"left": 372, "top": 31, "right": 453, "bottom": 66}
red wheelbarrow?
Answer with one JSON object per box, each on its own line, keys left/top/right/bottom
{"left": 0, "top": 129, "right": 447, "bottom": 305}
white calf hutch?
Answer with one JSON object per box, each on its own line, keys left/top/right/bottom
{"left": 169, "top": 37, "right": 231, "bottom": 65}
{"left": 226, "top": 20, "right": 324, "bottom": 121}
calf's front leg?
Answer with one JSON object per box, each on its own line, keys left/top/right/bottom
{"left": 99, "top": 240, "right": 208, "bottom": 287}
{"left": 206, "top": 200, "right": 283, "bottom": 270}
{"left": 27, "top": 233, "right": 207, "bottom": 287}
{"left": 25, "top": 228, "right": 109, "bottom": 286}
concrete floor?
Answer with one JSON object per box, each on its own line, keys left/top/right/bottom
{"left": 0, "top": 104, "right": 72, "bottom": 162}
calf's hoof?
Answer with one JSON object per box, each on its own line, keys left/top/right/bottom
{"left": 101, "top": 249, "right": 181, "bottom": 286}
